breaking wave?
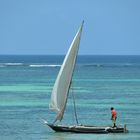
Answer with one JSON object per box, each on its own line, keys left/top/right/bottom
{"left": 0, "top": 63, "right": 24, "bottom": 67}
{"left": 0, "top": 63, "right": 61, "bottom": 68}
{"left": 29, "top": 64, "right": 61, "bottom": 67}
{"left": 0, "top": 62, "right": 140, "bottom": 68}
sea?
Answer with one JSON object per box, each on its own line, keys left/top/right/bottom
{"left": 0, "top": 55, "right": 140, "bottom": 140}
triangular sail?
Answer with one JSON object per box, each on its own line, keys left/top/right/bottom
{"left": 49, "top": 21, "right": 84, "bottom": 123}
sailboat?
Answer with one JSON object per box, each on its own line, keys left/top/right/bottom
{"left": 44, "top": 21, "right": 128, "bottom": 133}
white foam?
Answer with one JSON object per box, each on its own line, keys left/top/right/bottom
{"left": 29, "top": 64, "right": 61, "bottom": 67}
{"left": 4, "top": 63, "right": 23, "bottom": 66}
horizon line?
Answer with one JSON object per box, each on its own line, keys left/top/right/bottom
{"left": 0, "top": 54, "right": 140, "bottom": 56}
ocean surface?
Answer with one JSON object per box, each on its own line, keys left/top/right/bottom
{"left": 0, "top": 55, "right": 140, "bottom": 140}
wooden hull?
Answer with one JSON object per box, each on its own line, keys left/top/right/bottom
{"left": 45, "top": 123, "right": 128, "bottom": 134}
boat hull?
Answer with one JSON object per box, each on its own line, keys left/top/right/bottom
{"left": 45, "top": 123, "right": 128, "bottom": 134}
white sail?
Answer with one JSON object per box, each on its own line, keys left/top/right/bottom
{"left": 49, "top": 21, "right": 84, "bottom": 123}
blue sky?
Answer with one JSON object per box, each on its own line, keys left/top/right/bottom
{"left": 0, "top": 0, "right": 140, "bottom": 55}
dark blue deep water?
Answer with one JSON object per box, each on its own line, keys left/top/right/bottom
{"left": 0, "top": 55, "right": 140, "bottom": 140}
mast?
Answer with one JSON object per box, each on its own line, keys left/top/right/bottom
{"left": 70, "top": 21, "right": 84, "bottom": 124}
{"left": 71, "top": 84, "right": 79, "bottom": 124}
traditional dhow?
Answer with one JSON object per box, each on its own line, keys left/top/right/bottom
{"left": 45, "top": 21, "right": 128, "bottom": 134}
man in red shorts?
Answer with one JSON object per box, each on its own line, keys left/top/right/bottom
{"left": 111, "top": 107, "right": 117, "bottom": 128}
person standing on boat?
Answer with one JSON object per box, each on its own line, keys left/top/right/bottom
{"left": 111, "top": 107, "right": 117, "bottom": 127}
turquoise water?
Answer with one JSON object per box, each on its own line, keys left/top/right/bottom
{"left": 0, "top": 55, "right": 140, "bottom": 140}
